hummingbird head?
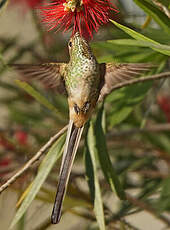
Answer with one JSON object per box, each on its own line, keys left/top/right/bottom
{"left": 68, "top": 32, "right": 93, "bottom": 60}
{"left": 68, "top": 96, "right": 97, "bottom": 128}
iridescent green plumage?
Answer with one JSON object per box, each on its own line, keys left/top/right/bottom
{"left": 65, "top": 34, "right": 100, "bottom": 92}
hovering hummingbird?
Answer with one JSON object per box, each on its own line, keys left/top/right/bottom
{"left": 12, "top": 32, "right": 152, "bottom": 224}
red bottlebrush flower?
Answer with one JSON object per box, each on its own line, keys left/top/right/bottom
{"left": 15, "top": 130, "right": 28, "bottom": 146}
{"left": 40, "top": 0, "right": 118, "bottom": 38}
{"left": 0, "top": 157, "right": 11, "bottom": 167}
{"left": 11, "top": 0, "right": 43, "bottom": 9}
{"left": 157, "top": 95, "right": 170, "bottom": 122}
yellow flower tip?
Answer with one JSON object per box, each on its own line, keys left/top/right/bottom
{"left": 63, "top": 0, "right": 83, "bottom": 12}
{"left": 71, "top": 6, "right": 76, "bottom": 12}
{"left": 63, "top": 3, "right": 71, "bottom": 11}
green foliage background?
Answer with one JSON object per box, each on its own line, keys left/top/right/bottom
{"left": 0, "top": 0, "right": 170, "bottom": 229}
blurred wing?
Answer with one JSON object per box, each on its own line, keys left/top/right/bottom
{"left": 99, "top": 63, "right": 153, "bottom": 101}
{"left": 11, "top": 63, "right": 67, "bottom": 94}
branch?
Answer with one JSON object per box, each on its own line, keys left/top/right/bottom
{"left": 126, "top": 194, "right": 170, "bottom": 227}
{"left": 110, "top": 72, "right": 170, "bottom": 92}
{"left": 118, "top": 219, "right": 141, "bottom": 230}
{"left": 108, "top": 124, "right": 170, "bottom": 137}
{"left": 0, "top": 125, "right": 68, "bottom": 194}
{"left": 151, "top": 0, "right": 170, "bottom": 18}
{"left": 135, "top": 170, "right": 169, "bottom": 179}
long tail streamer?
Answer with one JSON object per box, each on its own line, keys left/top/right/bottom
{"left": 51, "top": 120, "right": 84, "bottom": 224}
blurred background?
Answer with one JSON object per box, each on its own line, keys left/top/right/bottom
{"left": 0, "top": 0, "right": 170, "bottom": 229}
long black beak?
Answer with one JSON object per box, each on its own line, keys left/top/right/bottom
{"left": 51, "top": 120, "right": 84, "bottom": 224}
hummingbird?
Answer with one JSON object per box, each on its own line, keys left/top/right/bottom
{"left": 11, "top": 32, "right": 152, "bottom": 224}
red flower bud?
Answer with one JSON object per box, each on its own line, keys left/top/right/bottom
{"left": 157, "top": 95, "right": 170, "bottom": 122}
{"left": 15, "top": 131, "right": 28, "bottom": 146}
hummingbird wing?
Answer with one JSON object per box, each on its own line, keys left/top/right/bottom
{"left": 51, "top": 120, "right": 84, "bottom": 224}
{"left": 11, "top": 63, "right": 67, "bottom": 94}
{"left": 99, "top": 63, "right": 153, "bottom": 101}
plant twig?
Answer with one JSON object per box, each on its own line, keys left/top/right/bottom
{"left": 142, "top": 15, "right": 152, "bottom": 29}
{"left": 108, "top": 124, "right": 170, "bottom": 137}
{"left": 120, "top": 219, "right": 141, "bottom": 230}
{"left": 155, "top": 150, "right": 170, "bottom": 164}
{"left": 136, "top": 170, "right": 169, "bottom": 179}
{"left": 0, "top": 125, "right": 68, "bottom": 194}
{"left": 126, "top": 194, "right": 170, "bottom": 227}
{"left": 151, "top": 0, "right": 170, "bottom": 18}
{"left": 109, "top": 72, "right": 170, "bottom": 93}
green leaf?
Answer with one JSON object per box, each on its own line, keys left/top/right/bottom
{"left": 157, "top": 178, "right": 170, "bottom": 212}
{"left": 107, "top": 81, "right": 152, "bottom": 127}
{"left": 143, "top": 27, "right": 170, "bottom": 43}
{"left": 133, "top": 0, "right": 170, "bottom": 34}
{"left": 10, "top": 134, "right": 65, "bottom": 229}
{"left": 145, "top": 133, "right": 170, "bottom": 153}
{"left": 108, "top": 39, "right": 151, "bottom": 47}
{"left": 95, "top": 106, "right": 125, "bottom": 200}
{"left": 110, "top": 20, "right": 170, "bottom": 56}
{"left": 92, "top": 39, "right": 162, "bottom": 63}
{"left": 17, "top": 213, "right": 26, "bottom": 230}
{"left": 84, "top": 144, "right": 95, "bottom": 200}
{"left": 15, "top": 80, "right": 62, "bottom": 118}
{"left": 109, "top": 106, "right": 133, "bottom": 127}
{"left": 108, "top": 39, "right": 170, "bottom": 51}
{"left": 0, "top": 0, "right": 8, "bottom": 10}
{"left": 9, "top": 106, "right": 45, "bottom": 125}
{"left": 86, "top": 122, "right": 106, "bottom": 230}
{"left": 0, "top": 81, "right": 19, "bottom": 92}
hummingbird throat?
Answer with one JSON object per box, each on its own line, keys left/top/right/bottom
{"left": 63, "top": 0, "right": 83, "bottom": 12}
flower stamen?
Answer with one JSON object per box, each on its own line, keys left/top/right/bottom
{"left": 63, "top": 0, "right": 83, "bottom": 12}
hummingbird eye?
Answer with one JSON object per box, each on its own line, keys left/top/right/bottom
{"left": 68, "top": 41, "right": 72, "bottom": 48}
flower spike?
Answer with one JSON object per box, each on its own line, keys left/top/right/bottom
{"left": 40, "top": 0, "right": 118, "bottom": 39}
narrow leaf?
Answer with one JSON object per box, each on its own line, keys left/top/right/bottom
{"left": 133, "top": 0, "right": 170, "bottom": 34}
{"left": 16, "top": 183, "right": 33, "bottom": 208}
{"left": 107, "top": 81, "right": 152, "bottom": 127}
{"left": 10, "top": 134, "right": 65, "bottom": 229}
{"left": 15, "top": 80, "right": 61, "bottom": 117}
{"left": 86, "top": 122, "right": 106, "bottom": 230}
{"left": 110, "top": 20, "right": 170, "bottom": 56}
{"left": 108, "top": 39, "right": 150, "bottom": 47}
{"left": 84, "top": 145, "right": 95, "bottom": 200}
{"left": 0, "top": 0, "right": 8, "bottom": 10}
{"left": 95, "top": 106, "right": 125, "bottom": 200}
{"left": 109, "top": 106, "right": 133, "bottom": 127}
{"left": 158, "top": 178, "right": 170, "bottom": 212}
{"left": 108, "top": 39, "right": 170, "bottom": 51}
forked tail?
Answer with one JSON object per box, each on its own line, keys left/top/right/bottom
{"left": 51, "top": 120, "right": 84, "bottom": 224}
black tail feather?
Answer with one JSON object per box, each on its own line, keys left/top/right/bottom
{"left": 51, "top": 121, "right": 83, "bottom": 224}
